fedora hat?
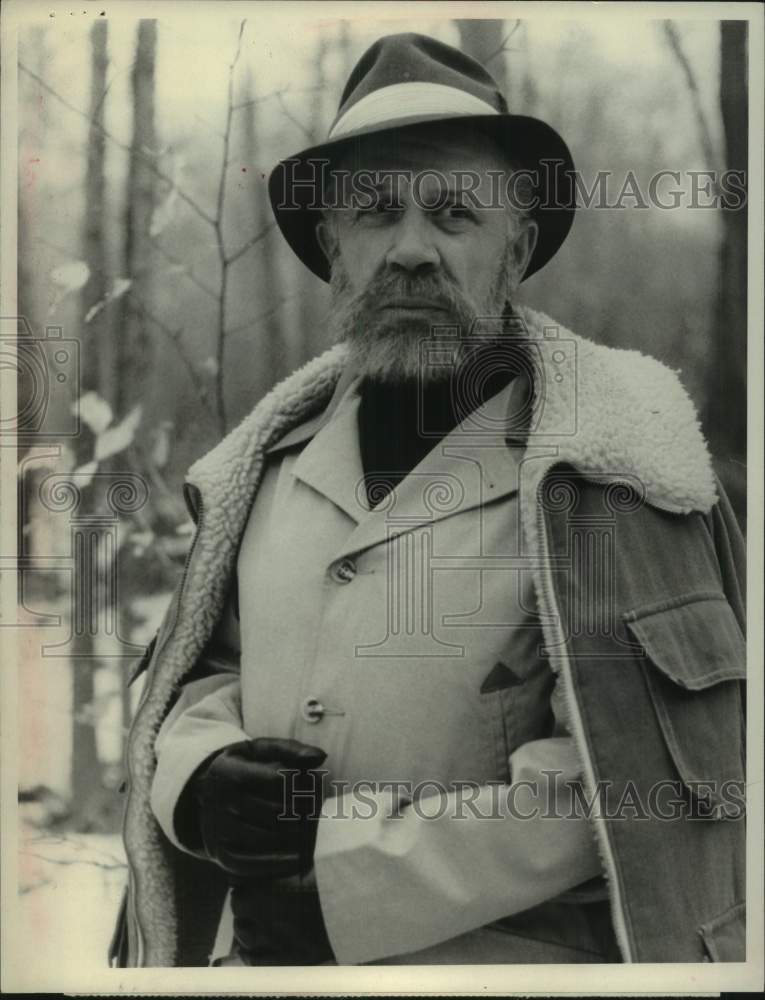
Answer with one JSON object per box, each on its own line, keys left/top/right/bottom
{"left": 268, "top": 32, "right": 575, "bottom": 282}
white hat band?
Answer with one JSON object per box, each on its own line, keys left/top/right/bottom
{"left": 328, "top": 82, "right": 499, "bottom": 140}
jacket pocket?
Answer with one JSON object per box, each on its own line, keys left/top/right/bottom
{"left": 624, "top": 594, "right": 746, "bottom": 818}
{"left": 699, "top": 900, "right": 746, "bottom": 961}
{"left": 479, "top": 654, "right": 555, "bottom": 782}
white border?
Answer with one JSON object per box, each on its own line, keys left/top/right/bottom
{"left": 1, "top": 0, "right": 762, "bottom": 994}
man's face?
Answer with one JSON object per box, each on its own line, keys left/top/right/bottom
{"left": 317, "top": 124, "right": 538, "bottom": 382}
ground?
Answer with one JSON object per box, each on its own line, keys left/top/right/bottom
{"left": 16, "top": 823, "right": 126, "bottom": 984}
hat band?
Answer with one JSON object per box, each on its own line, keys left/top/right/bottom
{"left": 328, "top": 82, "right": 499, "bottom": 140}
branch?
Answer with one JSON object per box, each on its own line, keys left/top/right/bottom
{"left": 485, "top": 20, "right": 522, "bottom": 65}
{"left": 23, "top": 850, "right": 126, "bottom": 872}
{"left": 224, "top": 220, "right": 275, "bottom": 266}
{"left": 24, "top": 833, "right": 127, "bottom": 869}
{"left": 232, "top": 83, "right": 323, "bottom": 113}
{"left": 211, "top": 19, "right": 247, "bottom": 437}
{"left": 225, "top": 295, "right": 291, "bottom": 338}
{"left": 20, "top": 877, "right": 55, "bottom": 895}
{"left": 662, "top": 22, "right": 721, "bottom": 174}
{"left": 276, "top": 90, "right": 315, "bottom": 143}
{"left": 125, "top": 294, "right": 215, "bottom": 416}
{"left": 193, "top": 111, "right": 226, "bottom": 141}
{"left": 151, "top": 237, "right": 219, "bottom": 300}
{"left": 92, "top": 62, "right": 132, "bottom": 120}
{"left": 19, "top": 61, "right": 217, "bottom": 228}
{"left": 233, "top": 85, "right": 290, "bottom": 112}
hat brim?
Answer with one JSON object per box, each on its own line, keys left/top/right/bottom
{"left": 268, "top": 113, "right": 576, "bottom": 282}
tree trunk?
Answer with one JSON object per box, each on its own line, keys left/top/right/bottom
{"left": 118, "top": 19, "right": 157, "bottom": 419}
{"left": 706, "top": 21, "right": 747, "bottom": 526}
{"left": 336, "top": 21, "right": 353, "bottom": 79}
{"left": 456, "top": 19, "right": 509, "bottom": 95}
{"left": 71, "top": 19, "right": 109, "bottom": 829}
{"left": 297, "top": 36, "right": 328, "bottom": 364}
{"left": 116, "top": 19, "right": 158, "bottom": 774}
{"left": 241, "top": 65, "right": 284, "bottom": 394}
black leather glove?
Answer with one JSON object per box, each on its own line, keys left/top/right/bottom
{"left": 175, "top": 737, "right": 327, "bottom": 880}
{"left": 229, "top": 880, "right": 335, "bottom": 965}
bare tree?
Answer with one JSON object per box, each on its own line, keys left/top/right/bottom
{"left": 663, "top": 22, "right": 720, "bottom": 176}
{"left": 118, "top": 19, "right": 157, "bottom": 424}
{"left": 297, "top": 35, "right": 329, "bottom": 364}
{"left": 707, "top": 21, "right": 747, "bottom": 524}
{"left": 456, "top": 19, "right": 516, "bottom": 94}
{"left": 70, "top": 19, "right": 110, "bottom": 829}
{"left": 663, "top": 20, "right": 747, "bottom": 524}
{"left": 19, "top": 22, "right": 275, "bottom": 441}
{"left": 240, "top": 65, "right": 285, "bottom": 396}
{"left": 112, "top": 20, "right": 159, "bottom": 779}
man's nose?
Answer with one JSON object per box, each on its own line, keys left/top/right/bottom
{"left": 385, "top": 212, "right": 440, "bottom": 273}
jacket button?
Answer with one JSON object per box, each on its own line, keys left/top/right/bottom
{"left": 330, "top": 558, "right": 357, "bottom": 583}
{"left": 301, "top": 697, "right": 325, "bottom": 723}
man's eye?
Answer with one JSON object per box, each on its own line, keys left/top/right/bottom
{"left": 443, "top": 204, "right": 474, "bottom": 221}
{"left": 427, "top": 203, "right": 475, "bottom": 224}
{"left": 356, "top": 202, "right": 402, "bottom": 218}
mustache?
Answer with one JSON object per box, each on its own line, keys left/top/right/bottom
{"left": 331, "top": 263, "right": 477, "bottom": 330}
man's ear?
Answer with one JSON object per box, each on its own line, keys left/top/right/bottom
{"left": 316, "top": 215, "right": 337, "bottom": 265}
{"left": 510, "top": 219, "right": 539, "bottom": 284}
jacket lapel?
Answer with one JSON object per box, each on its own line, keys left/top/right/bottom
{"left": 288, "top": 378, "right": 367, "bottom": 523}
{"left": 334, "top": 375, "right": 526, "bottom": 559}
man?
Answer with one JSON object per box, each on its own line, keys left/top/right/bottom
{"left": 112, "top": 33, "right": 746, "bottom": 967}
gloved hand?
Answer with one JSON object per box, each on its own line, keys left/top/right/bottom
{"left": 175, "top": 737, "right": 327, "bottom": 880}
{"left": 229, "top": 880, "right": 335, "bottom": 965}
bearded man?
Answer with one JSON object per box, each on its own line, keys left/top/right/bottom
{"left": 112, "top": 33, "right": 746, "bottom": 967}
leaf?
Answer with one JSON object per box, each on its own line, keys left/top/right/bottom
{"left": 150, "top": 421, "right": 173, "bottom": 469}
{"left": 128, "top": 529, "right": 155, "bottom": 556}
{"left": 111, "top": 278, "right": 132, "bottom": 300}
{"left": 48, "top": 260, "right": 91, "bottom": 316}
{"left": 50, "top": 260, "right": 90, "bottom": 292}
{"left": 73, "top": 460, "right": 98, "bottom": 486}
{"left": 84, "top": 278, "right": 132, "bottom": 324}
{"left": 84, "top": 302, "right": 103, "bottom": 325}
{"left": 94, "top": 405, "right": 143, "bottom": 462}
{"left": 75, "top": 391, "right": 113, "bottom": 435}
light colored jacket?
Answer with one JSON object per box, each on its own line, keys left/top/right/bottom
{"left": 113, "top": 305, "right": 746, "bottom": 966}
{"left": 149, "top": 369, "right": 609, "bottom": 964}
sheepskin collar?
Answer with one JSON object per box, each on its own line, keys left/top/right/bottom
{"left": 189, "top": 305, "right": 716, "bottom": 517}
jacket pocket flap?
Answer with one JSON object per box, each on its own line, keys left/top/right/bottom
{"left": 625, "top": 597, "right": 746, "bottom": 813}
{"left": 624, "top": 596, "right": 745, "bottom": 690}
{"left": 699, "top": 901, "right": 746, "bottom": 961}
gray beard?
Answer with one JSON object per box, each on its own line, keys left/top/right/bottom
{"left": 326, "top": 245, "right": 512, "bottom": 384}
